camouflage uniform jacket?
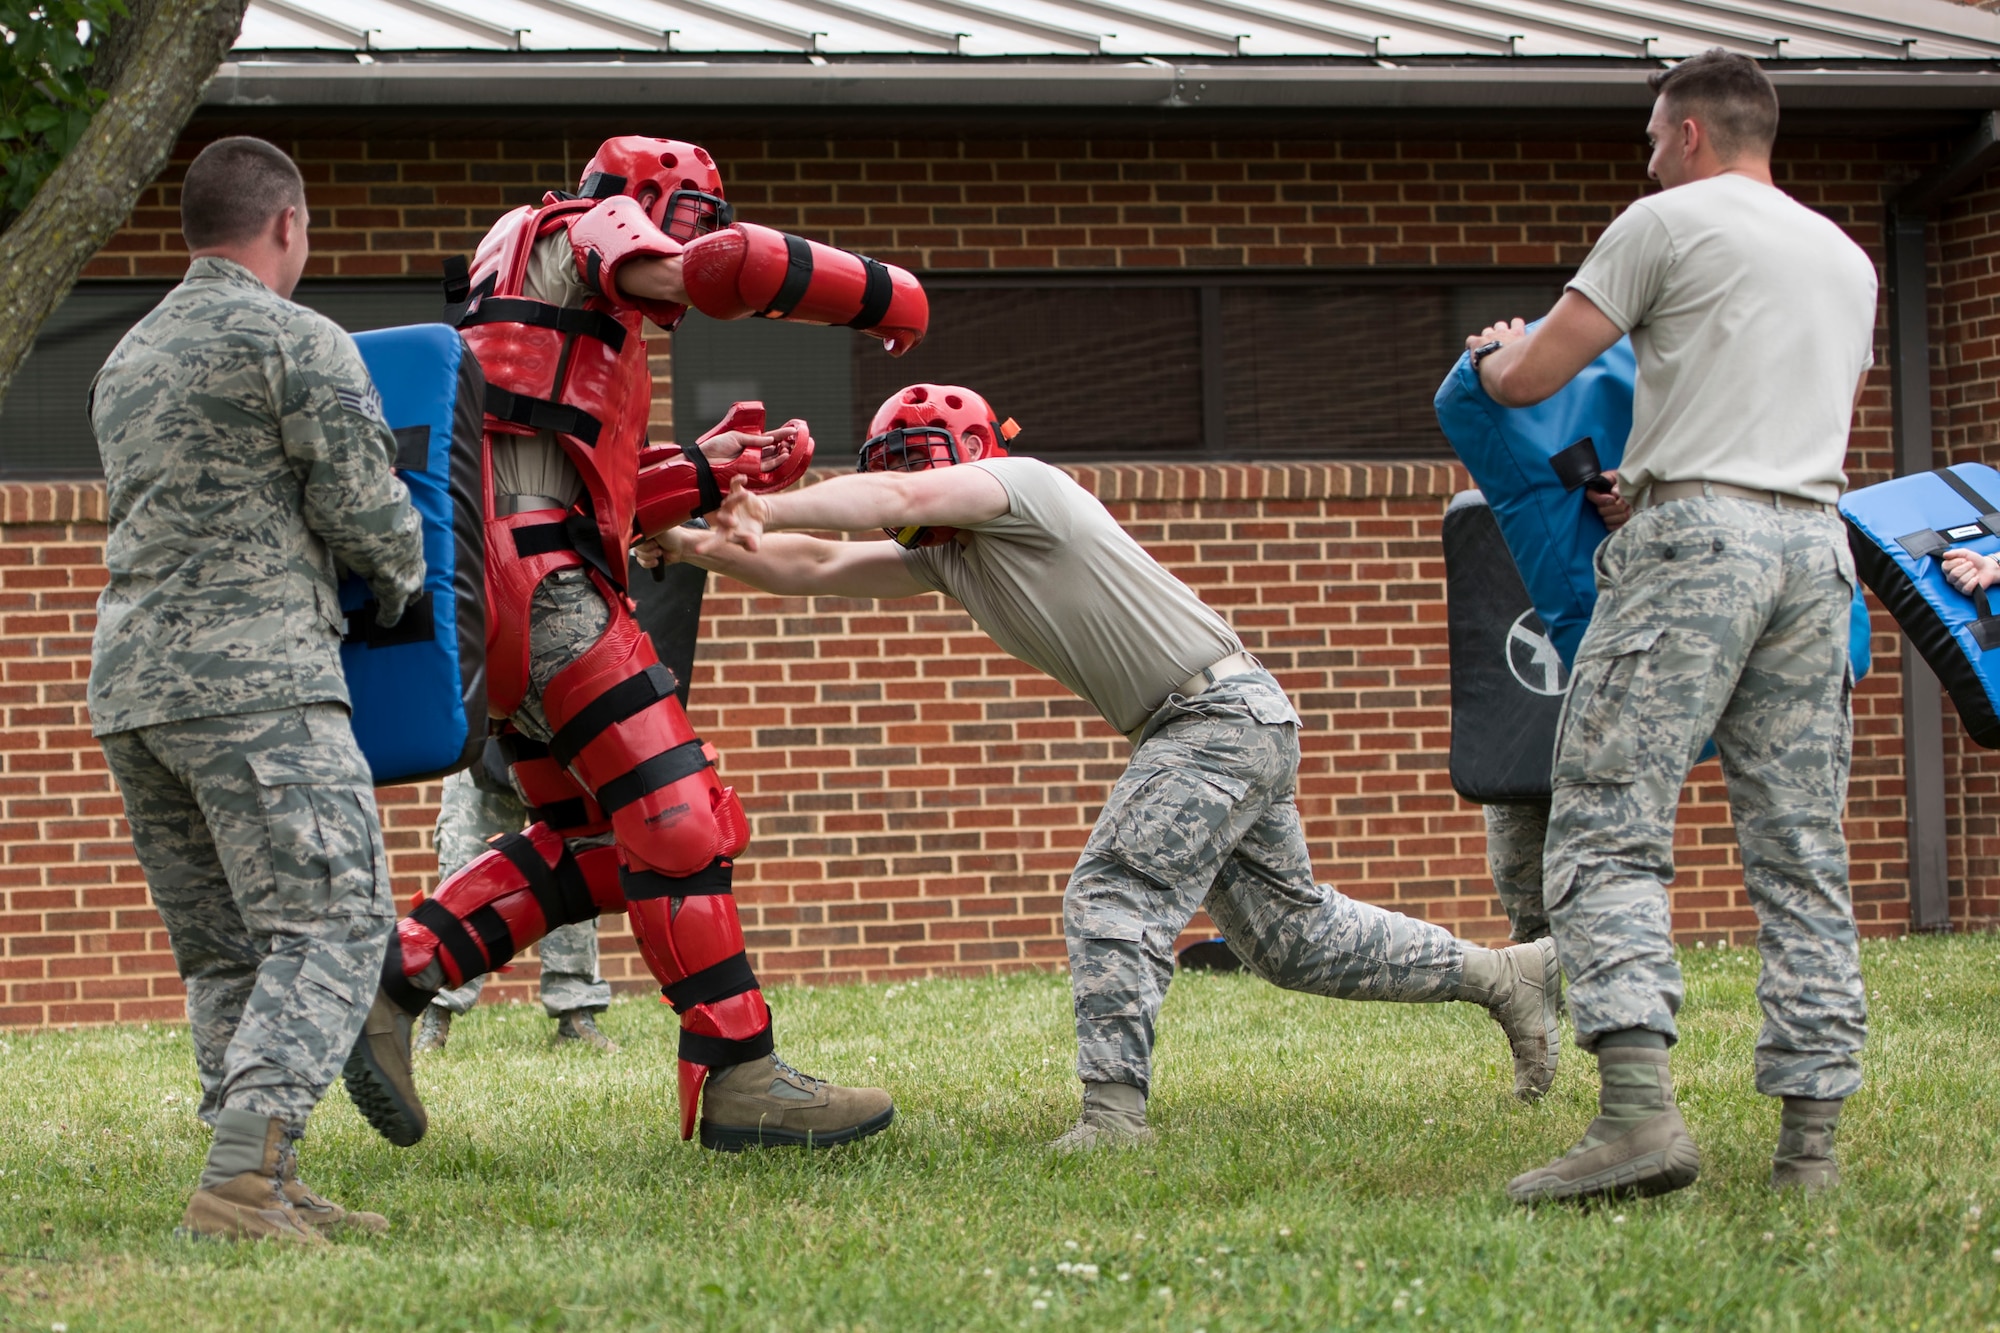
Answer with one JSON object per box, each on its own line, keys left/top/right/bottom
{"left": 88, "top": 257, "right": 425, "bottom": 736}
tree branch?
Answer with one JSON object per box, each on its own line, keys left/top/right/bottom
{"left": 0, "top": 0, "right": 248, "bottom": 406}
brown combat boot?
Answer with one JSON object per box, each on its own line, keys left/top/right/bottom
{"left": 697, "top": 1054, "right": 894, "bottom": 1151}
{"left": 276, "top": 1132, "right": 389, "bottom": 1236}
{"left": 176, "top": 1111, "right": 323, "bottom": 1245}
{"left": 554, "top": 1009, "right": 619, "bottom": 1052}
{"left": 1508, "top": 1037, "right": 1701, "bottom": 1205}
{"left": 343, "top": 987, "right": 429, "bottom": 1147}
{"left": 1771, "top": 1096, "right": 1842, "bottom": 1193}
{"left": 1050, "top": 1081, "right": 1156, "bottom": 1154}
{"left": 1460, "top": 937, "right": 1563, "bottom": 1100}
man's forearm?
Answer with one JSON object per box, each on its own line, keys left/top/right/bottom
{"left": 678, "top": 529, "right": 846, "bottom": 595}
{"left": 762, "top": 472, "right": 915, "bottom": 534}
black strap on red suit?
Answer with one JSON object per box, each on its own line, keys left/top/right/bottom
{"left": 551, "top": 663, "right": 679, "bottom": 768}
{"left": 512, "top": 522, "right": 575, "bottom": 559}
{"left": 412, "top": 897, "right": 491, "bottom": 983}
{"left": 526, "top": 797, "right": 593, "bottom": 833}
{"left": 620, "top": 857, "right": 732, "bottom": 902}
{"left": 687, "top": 447, "right": 723, "bottom": 516}
{"left": 465, "top": 905, "right": 517, "bottom": 971}
{"left": 579, "top": 171, "right": 626, "bottom": 199}
{"left": 848, "top": 257, "right": 893, "bottom": 330}
{"left": 442, "top": 254, "right": 472, "bottom": 305}
{"left": 486, "top": 384, "right": 602, "bottom": 447}
{"left": 596, "top": 739, "right": 712, "bottom": 814}
{"left": 490, "top": 832, "right": 599, "bottom": 931}
{"left": 678, "top": 1024, "right": 774, "bottom": 1069}
{"left": 454, "top": 296, "right": 627, "bottom": 353}
{"left": 760, "top": 234, "right": 815, "bottom": 319}
{"left": 379, "top": 933, "right": 431, "bottom": 1016}
{"left": 662, "top": 952, "right": 761, "bottom": 1014}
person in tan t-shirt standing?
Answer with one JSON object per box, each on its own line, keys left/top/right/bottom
{"left": 643, "top": 383, "right": 1564, "bottom": 1151}
{"left": 1464, "top": 49, "right": 1875, "bottom": 1204}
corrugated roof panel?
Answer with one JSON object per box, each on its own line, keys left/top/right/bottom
{"left": 232, "top": 0, "right": 2000, "bottom": 59}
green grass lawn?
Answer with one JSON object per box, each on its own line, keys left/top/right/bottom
{"left": 3, "top": 934, "right": 1998, "bottom": 1332}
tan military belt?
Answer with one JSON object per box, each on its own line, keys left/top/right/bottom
{"left": 1171, "top": 649, "right": 1260, "bottom": 701}
{"left": 1637, "top": 480, "right": 1831, "bottom": 513}
{"left": 494, "top": 493, "right": 569, "bottom": 516}
{"left": 1127, "top": 650, "right": 1263, "bottom": 746}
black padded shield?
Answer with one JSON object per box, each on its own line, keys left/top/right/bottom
{"left": 1445, "top": 491, "right": 1566, "bottom": 803}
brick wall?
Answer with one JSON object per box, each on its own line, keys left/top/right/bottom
{"left": 3, "top": 123, "right": 1987, "bottom": 1028}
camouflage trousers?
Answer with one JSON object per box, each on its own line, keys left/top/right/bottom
{"left": 430, "top": 769, "right": 610, "bottom": 1017}
{"left": 1545, "top": 496, "right": 1865, "bottom": 1100}
{"left": 1066, "top": 670, "right": 1467, "bottom": 1093}
{"left": 1484, "top": 799, "right": 1552, "bottom": 943}
{"left": 100, "top": 703, "right": 393, "bottom": 1128}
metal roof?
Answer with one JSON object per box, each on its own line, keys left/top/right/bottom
{"left": 236, "top": 0, "right": 2000, "bottom": 61}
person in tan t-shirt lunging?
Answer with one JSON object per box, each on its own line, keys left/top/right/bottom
{"left": 641, "top": 382, "right": 1564, "bottom": 1151}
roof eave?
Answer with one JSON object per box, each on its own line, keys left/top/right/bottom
{"left": 203, "top": 59, "right": 2000, "bottom": 113}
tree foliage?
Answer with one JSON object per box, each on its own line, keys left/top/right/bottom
{"left": 0, "top": 0, "right": 128, "bottom": 231}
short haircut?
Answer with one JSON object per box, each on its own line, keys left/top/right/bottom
{"left": 180, "top": 137, "right": 306, "bottom": 250}
{"left": 1648, "top": 48, "right": 1779, "bottom": 161}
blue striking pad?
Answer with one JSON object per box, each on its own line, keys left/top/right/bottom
{"left": 1841, "top": 463, "right": 2000, "bottom": 748}
{"left": 343, "top": 324, "right": 487, "bottom": 785}
{"left": 1438, "top": 337, "right": 1873, "bottom": 799}
{"left": 1434, "top": 333, "right": 1635, "bottom": 665}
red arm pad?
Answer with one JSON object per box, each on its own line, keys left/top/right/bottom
{"left": 682, "top": 222, "right": 928, "bottom": 355}
{"left": 566, "top": 195, "right": 686, "bottom": 327}
{"left": 635, "top": 403, "right": 816, "bottom": 535}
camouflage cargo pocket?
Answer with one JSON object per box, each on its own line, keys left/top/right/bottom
{"left": 245, "top": 750, "right": 387, "bottom": 918}
{"left": 1084, "top": 763, "right": 1252, "bottom": 897}
{"left": 1551, "top": 623, "right": 1662, "bottom": 788}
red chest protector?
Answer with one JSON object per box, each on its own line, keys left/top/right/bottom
{"left": 448, "top": 198, "right": 660, "bottom": 589}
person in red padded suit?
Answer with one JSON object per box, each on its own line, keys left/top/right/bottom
{"left": 340, "top": 136, "right": 924, "bottom": 1153}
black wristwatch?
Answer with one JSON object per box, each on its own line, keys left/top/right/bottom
{"left": 1470, "top": 339, "right": 1506, "bottom": 369}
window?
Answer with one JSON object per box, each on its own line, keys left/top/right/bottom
{"left": 0, "top": 279, "right": 442, "bottom": 478}
{"left": 671, "top": 274, "right": 1565, "bottom": 465}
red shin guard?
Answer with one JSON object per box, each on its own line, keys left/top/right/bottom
{"left": 625, "top": 860, "right": 771, "bottom": 1139}
{"left": 382, "top": 823, "right": 624, "bottom": 1015}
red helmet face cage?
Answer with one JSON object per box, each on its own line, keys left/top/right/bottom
{"left": 858, "top": 385, "right": 1018, "bottom": 548}
{"left": 578, "top": 136, "right": 732, "bottom": 242}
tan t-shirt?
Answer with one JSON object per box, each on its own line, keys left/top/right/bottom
{"left": 900, "top": 457, "right": 1242, "bottom": 737}
{"left": 1566, "top": 173, "right": 1877, "bottom": 504}
{"left": 489, "top": 232, "right": 592, "bottom": 506}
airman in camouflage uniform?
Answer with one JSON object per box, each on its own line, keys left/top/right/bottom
{"left": 89, "top": 135, "right": 424, "bottom": 1244}
{"left": 415, "top": 768, "right": 615, "bottom": 1050}
{"left": 1483, "top": 800, "right": 1552, "bottom": 943}
{"left": 1467, "top": 52, "right": 1876, "bottom": 1203}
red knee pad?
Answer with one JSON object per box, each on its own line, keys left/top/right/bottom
{"left": 382, "top": 822, "right": 607, "bottom": 1014}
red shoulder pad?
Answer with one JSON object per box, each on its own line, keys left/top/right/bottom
{"left": 565, "top": 196, "right": 686, "bottom": 325}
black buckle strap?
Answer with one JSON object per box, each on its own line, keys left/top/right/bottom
{"left": 1549, "top": 436, "right": 1605, "bottom": 493}
{"left": 687, "top": 446, "right": 722, "bottom": 517}
{"left": 662, "top": 951, "right": 760, "bottom": 1014}
{"left": 413, "top": 897, "right": 489, "bottom": 985}
{"left": 526, "top": 797, "right": 593, "bottom": 832}
{"left": 454, "top": 296, "right": 627, "bottom": 354}
{"left": 761, "top": 233, "right": 815, "bottom": 319}
{"left": 379, "top": 932, "right": 432, "bottom": 1016}
{"left": 512, "top": 522, "right": 575, "bottom": 559}
{"left": 486, "top": 384, "right": 602, "bottom": 447}
{"left": 678, "top": 1024, "right": 774, "bottom": 1069}
{"left": 497, "top": 732, "right": 551, "bottom": 764}
{"left": 490, "top": 832, "right": 598, "bottom": 932}
{"left": 596, "top": 739, "right": 711, "bottom": 814}
{"left": 551, "top": 663, "right": 679, "bottom": 769}
{"left": 848, "top": 256, "right": 893, "bottom": 330}
{"left": 579, "top": 170, "right": 626, "bottom": 199}
{"left": 342, "top": 591, "right": 435, "bottom": 649}
{"left": 465, "top": 904, "right": 517, "bottom": 971}
{"left": 620, "top": 857, "right": 733, "bottom": 902}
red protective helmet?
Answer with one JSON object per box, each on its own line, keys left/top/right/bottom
{"left": 858, "top": 384, "right": 1020, "bottom": 548}
{"left": 578, "top": 136, "right": 732, "bottom": 242}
